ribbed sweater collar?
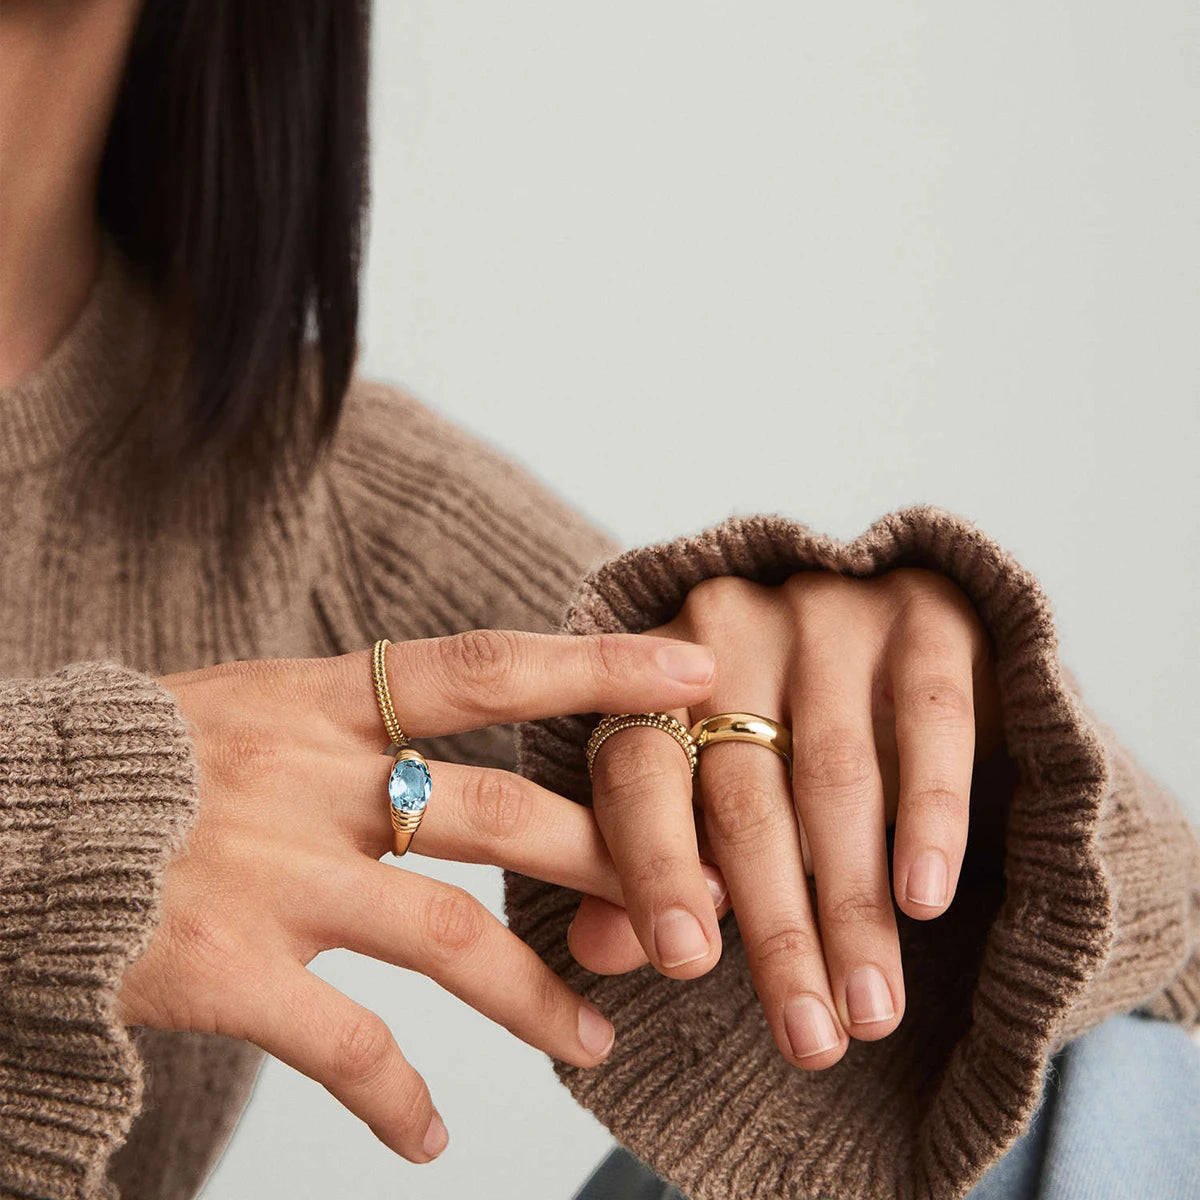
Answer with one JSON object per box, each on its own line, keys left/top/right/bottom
{"left": 0, "top": 232, "right": 158, "bottom": 476}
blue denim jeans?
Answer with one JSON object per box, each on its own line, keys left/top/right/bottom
{"left": 571, "top": 1012, "right": 1200, "bottom": 1200}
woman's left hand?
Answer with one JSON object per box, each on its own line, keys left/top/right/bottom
{"left": 570, "top": 567, "right": 1003, "bottom": 1069}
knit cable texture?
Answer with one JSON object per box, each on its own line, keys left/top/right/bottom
{"left": 0, "top": 662, "right": 199, "bottom": 1200}
{"left": 509, "top": 506, "right": 1200, "bottom": 1200}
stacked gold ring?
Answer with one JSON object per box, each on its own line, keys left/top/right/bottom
{"left": 586, "top": 712, "right": 699, "bottom": 778}
{"left": 586, "top": 710, "right": 792, "bottom": 781}
{"left": 372, "top": 638, "right": 432, "bottom": 857}
{"left": 689, "top": 712, "right": 793, "bottom": 774}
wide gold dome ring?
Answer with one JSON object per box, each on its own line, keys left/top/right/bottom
{"left": 689, "top": 712, "right": 793, "bottom": 774}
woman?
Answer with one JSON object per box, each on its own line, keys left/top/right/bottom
{"left": 1, "top": 4, "right": 1196, "bottom": 1199}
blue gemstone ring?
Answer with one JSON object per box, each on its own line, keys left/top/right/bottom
{"left": 372, "top": 639, "right": 432, "bottom": 857}
{"left": 388, "top": 747, "right": 432, "bottom": 856}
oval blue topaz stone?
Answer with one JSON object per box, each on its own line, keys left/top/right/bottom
{"left": 388, "top": 754, "right": 432, "bottom": 815}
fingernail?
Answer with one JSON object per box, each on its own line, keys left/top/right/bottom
{"left": 846, "top": 965, "right": 895, "bottom": 1025}
{"left": 423, "top": 1112, "right": 449, "bottom": 1158}
{"left": 906, "top": 851, "right": 947, "bottom": 907}
{"left": 653, "top": 906, "right": 710, "bottom": 967}
{"left": 577, "top": 1003, "right": 616, "bottom": 1058}
{"left": 783, "top": 995, "right": 841, "bottom": 1059}
{"left": 701, "top": 862, "right": 727, "bottom": 909}
{"left": 655, "top": 643, "right": 716, "bottom": 685}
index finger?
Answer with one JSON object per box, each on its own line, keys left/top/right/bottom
{"left": 320, "top": 631, "right": 718, "bottom": 743}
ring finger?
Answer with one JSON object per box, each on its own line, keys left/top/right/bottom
{"left": 790, "top": 632, "right": 906, "bottom": 1041}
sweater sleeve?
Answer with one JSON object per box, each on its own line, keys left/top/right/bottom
{"left": 508, "top": 509, "right": 1200, "bottom": 1200}
{"left": 0, "top": 660, "right": 200, "bottom": 1200}
{"left": 316, "top": 381, "right": 1198, "bottom": 1200}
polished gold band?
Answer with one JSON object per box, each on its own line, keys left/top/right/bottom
{"left": 371, "top": 638, "right": 409, "bottom": 749}
{"left": 689, "top": 712, "right": 793, "bottom": 773}
{"left": 586, "top": 712, "right": 699, "bottom": 778}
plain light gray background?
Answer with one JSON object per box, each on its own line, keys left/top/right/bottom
{"left": 203, "top": 3, "right": 1199, "bottom": 1197}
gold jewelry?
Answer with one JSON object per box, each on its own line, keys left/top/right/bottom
{"left": 372, "top": 638, "right": 409, "bottom": 749}
{"left": 689, "top": 712, "right": 793, "bottom": 773}
{"left": 372, "top": 639, "right": 432, "bottom": 857}
{"left": 586, "top": 712, "right": 699, "bottom": 778}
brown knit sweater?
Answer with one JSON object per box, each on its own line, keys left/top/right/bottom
{"left": 0, "top": 236, "right": 1196, "bottom": 1200}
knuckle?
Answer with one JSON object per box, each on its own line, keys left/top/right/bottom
{"left": 330, "top": 1014, "right": 395, "bottom": 1090}
{"left": 592, "top": 738, "right": 684, "bottom": 806}
{"left": 754, "top": 922, "right": 823, "bottom": 971}
{"left": 587, "top": 633, "right": 630, "bottom": 688}
{"left": 794, "top": 729, "right": 877, "bottom": 796}
{"left": 467, "top": 770, "right": 534, "bottom": 842}
{"left": 909, "top": 780, "right": 966, "bottom": 817}
{"left": 631, "top": 851, "right": 695, "bottom": 894}
{"left": 818, "top": 888, "right": 894, "bottom": 930}
{"left": 702, "top": 782, "right": 779, "bottom": 848}
{"left": 421, "top": 886, "right": 487, "bottom": 959}
{"left": 898, "top": 673, "right": 974, "bottom": 727}
{"left": 529, "top": 957, "right": 566, "bottom": 1021}
{"left": 681, "top": 575, "right": 760, "bottom": 630}
{"left": 443, "top": 629, "right": 523, "bottom": 705}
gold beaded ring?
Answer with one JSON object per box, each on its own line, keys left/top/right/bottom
{"left": 372, "top": 638, "right": 432, "bottom": 856}
{"left": 586, "top": 712, "right": 699, "bottom": 779}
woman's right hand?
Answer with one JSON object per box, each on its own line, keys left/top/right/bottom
{"left": 116, "top": 630, "right": 722, "bottom": 1163}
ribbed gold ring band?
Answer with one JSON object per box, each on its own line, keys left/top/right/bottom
{"left": 371, "top": 638, "right": 410, "bottom": 749}
{"left": 586, "top": 713, "right": 699, "bottom": 778}
{"left": 372, "top": 638, "right": 431, "bottom": 857}
{"left": 689, "top": 712, "right": 793, "bottom": 773}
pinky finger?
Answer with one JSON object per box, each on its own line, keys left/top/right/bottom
{"left": 569, "top": 875, "right": 733, "bottom": 976}
{"left": 248, "top": 964, "right": 448, "bottom": 1163}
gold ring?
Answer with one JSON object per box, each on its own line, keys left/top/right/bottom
{"left": 586, "top": 713, "right": 699, "bottom": 778}
{"left": 689, "top": 712, "right": 793, "bottom": 773}
{"left": 371, "top": 638, "right": 410, "bottom": 749}
{"left": 372, "top": 639, "right": 432, "bottom": 856}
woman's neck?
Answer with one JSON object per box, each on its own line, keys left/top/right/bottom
{"left": 0, "top": 0, "right": 141, "bottom": 387}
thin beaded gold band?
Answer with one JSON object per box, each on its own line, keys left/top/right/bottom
{"left": 371, "top": 638, "right": 409, "bottom": 749}
{"left": 586, "top": 712, "right": 699, "bottom": 778}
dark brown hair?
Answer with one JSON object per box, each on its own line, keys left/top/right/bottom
{"left": 96, "top": 0, "right": 370, "bottom": 499}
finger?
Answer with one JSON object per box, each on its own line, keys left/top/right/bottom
{"left": 339, "top": 753, "right": 629, "bottom": 907}
{"left": 245, "top": 963, "right": 448, "bottom": 1162}
{"left": 567, "top": 875, "right": 732, "bottom": 975}
{"left": 791, "top": 637, "right": 906, "bottom": 1042}
{"left": 568, "top": 893, "right": 651, "bottom": 974}
{"left": 589, "top": 709, "right": 726, "bottom": 979}
{"left": 317, "top": 631, "right": 718, "bottom": 744}
{"left": 887, "top": 603, "right": 977, "bottom": 919}
{"left": 697, "top": 707, "right": 847, "bottom": 1070}
{"left": 323, "top": 860, "right": 616, "bottom": 1068}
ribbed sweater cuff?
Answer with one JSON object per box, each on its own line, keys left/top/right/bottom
{"left": 506, "top": 505, "right": 1200, "bottom": 1200}
{"left": 0, "top": 661, "right": 199, "bottom": 1200}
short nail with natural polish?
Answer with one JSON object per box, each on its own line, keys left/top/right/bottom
{"left": 578, "top": 1003, "right": 615, "bottom": 1058}
{"left": 654, "top": 906, "right": 710, "bottom": 967}
{"left": 846, "top": 965, "right": 895, "bottom": 1025}
{"left": 906, "top": 851, "right": 948, "bottom": 907}
{"left": 423, "top": 1112, "right": 449, "bottom": 1159}
{"left": 783, "top": 995, "right": 841, "bottom": 1059}
{"left": 655, "top": 643, "right": 716, "bottom": 685}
